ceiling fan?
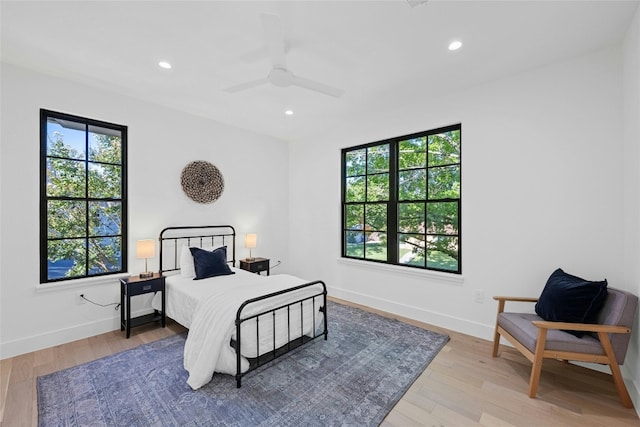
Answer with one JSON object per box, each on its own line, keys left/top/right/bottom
{"left": 224, "top": 13, "right": 344, "bottom": 98}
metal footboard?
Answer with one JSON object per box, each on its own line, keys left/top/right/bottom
{"left": 234, "top": 280, "right": 328, "bottom": 388}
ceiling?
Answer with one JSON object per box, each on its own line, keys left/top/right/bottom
{"left": 1, "top": 1, "right": 638, "bottom": 142}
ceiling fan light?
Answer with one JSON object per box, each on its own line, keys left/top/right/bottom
{"left": 406, "top": 0, "right": 428, "bottom": 7}
{"left": 269, "top": 67, "right": 293, "bottom": 87}
{"left": 448, "top": 41, "right": 462, "bottom": 51}
{"left": 158, "top": 61, "right": 172, "bottom": 69}
{"left": 285, "top": 109, "right": 294, "bottom": 116}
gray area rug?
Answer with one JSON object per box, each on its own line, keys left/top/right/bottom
{"left": 38, "top": 301, "right": 449, "bottom": 426}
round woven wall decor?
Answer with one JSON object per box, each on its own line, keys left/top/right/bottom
{"left": 180, "top": 161, "right": 224, "bottom": 204}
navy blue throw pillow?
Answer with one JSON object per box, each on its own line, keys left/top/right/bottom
{"left": 189, "top": 246, "right": 235, "bottom": 280}
{"left": 535, "top": 268, "right": 608, "bottom": 337}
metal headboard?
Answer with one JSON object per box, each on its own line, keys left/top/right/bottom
{"left": 158, "top": 225, "right": 236, "bottom": 275}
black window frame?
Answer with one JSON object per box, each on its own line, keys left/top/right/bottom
{"left": 40, "top": 109, "right": 128, "bottom": 283}
{"left": 341, "top": 123, "right": 461, "bottom": 274}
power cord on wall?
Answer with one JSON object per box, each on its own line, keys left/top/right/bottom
{"left": 79, "top": 294, "right": 121, "bottom": 311}
{"left": 78, "top": 262, "right": 284, "bottom": 309}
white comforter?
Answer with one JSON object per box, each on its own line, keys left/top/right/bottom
{"left": 152, "top": 270, "right": 325, "bottom": 389}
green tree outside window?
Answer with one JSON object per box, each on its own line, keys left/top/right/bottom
{"left": 342, "top": 124, "right": 461, "bottom": 273}
{"left": 40, "top": 110, "right": 127, "bottom": 283}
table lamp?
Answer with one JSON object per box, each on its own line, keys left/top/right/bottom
{"left": 245, "top": 233, "right": 257, "bottom": 261}
{"left": 136, "top": 239, "right": 155, "bottom": 278}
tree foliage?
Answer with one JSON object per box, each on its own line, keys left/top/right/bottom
{"left": 343, "top": 128, "right": 461, "bottom": 271}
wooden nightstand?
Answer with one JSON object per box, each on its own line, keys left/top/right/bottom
{"left": 120, "top": 273, "right": 165, "bottom": 338}
{"left": 239, "top": 257, "right": 270, "bottom": 276}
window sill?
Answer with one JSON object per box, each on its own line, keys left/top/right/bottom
{"left": 35, "top": 273, "right": 130, "bottom": 292}
{"left": 337, "top": 257, "right": 464, "bottom": 285}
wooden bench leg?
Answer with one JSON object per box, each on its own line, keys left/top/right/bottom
{"left": 598, "top": 332, "right": 633, "bottom": 408}
{"left": 528, "top": 327, "right": 548, "bottom": 398}
{"left": 492, "top": 328, "right": 501, "bottom": 357}
{"left": 492, "top": 301, "right": 505, "bottom": 357}
{"left": 528, "top": 359, "right": 544, "bottom": 398}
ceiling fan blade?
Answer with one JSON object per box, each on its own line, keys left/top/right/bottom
{"left": 261, "top": 12, "right": 287, "bottom": 68}
{"left": 224, "top": 78, "right": 270, "bottom": 93}
{"left": 291, "top": 75, "right": 344, "bottom": 98}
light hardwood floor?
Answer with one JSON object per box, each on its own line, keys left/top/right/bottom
{"left": 1, "top": 298, "right": 638, "bottom": 426}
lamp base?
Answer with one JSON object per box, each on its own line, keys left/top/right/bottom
{"left": 139, "top": 272, "right": 154, "bottom": 278}
{"left": 245, "top": 257, "right": 255, "bottom": 261}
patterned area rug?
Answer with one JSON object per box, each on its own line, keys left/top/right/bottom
{"left": 38, "top": 301, "right": 449, "bottom": 426}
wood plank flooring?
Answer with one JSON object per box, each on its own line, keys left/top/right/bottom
{"left": 1, "top": 298, "right": 638, "bottom": 426}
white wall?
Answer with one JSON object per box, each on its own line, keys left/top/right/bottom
{"left": 289, "top": 44, "right": 640, "bottom": 402}
{"left": 0, "top": 63, "right": 290, "bottom": 358}
{"left": 623, "top": 5, "right": 640, "bottom": 410}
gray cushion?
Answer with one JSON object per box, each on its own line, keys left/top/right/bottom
{"left": 498, "top": 287, "right": 638, "bottom": 365}
{"left": 499, "top": 312, "right": 604, "bottom": 356}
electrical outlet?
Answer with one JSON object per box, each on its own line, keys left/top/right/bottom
{"left": 77, "top": 291, "right": 86, "bottom": 305}
{"left": 473, "top": 289, "right": 484, "bottom": 304}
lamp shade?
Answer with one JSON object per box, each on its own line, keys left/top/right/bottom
{"left": 244, "top": 233, "right": 257, "bottom": 249}
{"left": 136, "top": 239, "right": 155, "bottom": 259}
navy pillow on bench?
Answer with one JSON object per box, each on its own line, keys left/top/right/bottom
{"left": 534, "top": 268, "right": 608, "bottom": 337}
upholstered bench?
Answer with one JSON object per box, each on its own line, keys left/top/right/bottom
{"left": 493, "top": 286, "right": 638, "bottom": 408}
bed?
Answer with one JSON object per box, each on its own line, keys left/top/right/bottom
{"left": 150, "top": 225, "right": 327, "bottom": 389}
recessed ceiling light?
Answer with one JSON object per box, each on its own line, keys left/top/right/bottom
{"left": 158, "top": 61, "right": 172, "bottom": 69}
{"left": 406, "top": 0, "right": 428, "bottom": 7}
{"left": 285, "top": 110, "right": 294, "bottom": 116}
{"left": 448, "top": 41, "right": 462, "bottom": 51}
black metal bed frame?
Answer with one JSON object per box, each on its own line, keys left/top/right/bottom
{"left": 158, "top": 225, "right": 328, "bottom": 388}
{"left": 159, "top": 225, "right": 237, "bottom": 274}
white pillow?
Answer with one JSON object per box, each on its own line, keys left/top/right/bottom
{"left": 180, "top": 244, "right": 222, "bottom": 278}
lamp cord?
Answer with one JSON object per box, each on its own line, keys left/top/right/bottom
{"left": 80, "top": 294, "right": 121, "bottom": 311}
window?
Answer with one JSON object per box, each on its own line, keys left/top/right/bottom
{"left": 342, "top": 124, "right": 461, "bottom": 273}
{"left": 40, "top": 110, "right": 128, "bottom": 283}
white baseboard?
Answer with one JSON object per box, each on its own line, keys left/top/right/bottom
{"left": 0, "top": 309, "right": 152, "bottom": 359}
{"left": 329, "top": 286, "right": 496, "bottom": 341}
